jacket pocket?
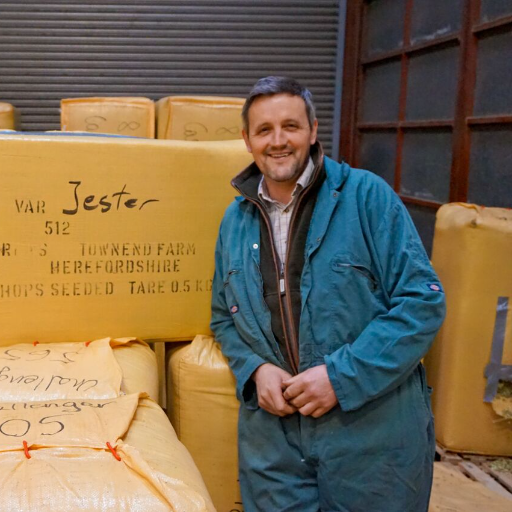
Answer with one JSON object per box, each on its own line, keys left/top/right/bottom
{"left": 222, "top": 263, "right": 262, "bottom": 339}
{"left": 415, "top": 364, "right": 434, "bottom": 421}
{"left": 322, "top": 254, "right": 384, "bottom": 352}
{"left": 222, "top": 263, "right": 243, "bottom": 309}
{"left": 223, "top": 268, "right": 241, "bottom": 288}
{"left": 331, "top": 255, "right": 378, "bottom": 291}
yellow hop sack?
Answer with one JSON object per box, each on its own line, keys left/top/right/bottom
{"left": 0, "top": 338, "right": 123, "bottom": 401}
{"left": 0, "top": 394, "right": 211, "bottom": 512}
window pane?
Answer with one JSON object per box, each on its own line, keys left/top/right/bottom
{"left": 405, "top": 203, "right": 437, "bottom": 256}
{"left": 364, "top": 0, "right": 405, "bottom": 57}
{"left": 359, "top": 131, "right": 397, "bottom": 186}
{"left": 406, "top": 45, "right": 459, "bottom": 120}
{"left": 361, "top": 60, "right": 401, "bottom": 123}
{"left": 411, "top": 0, "right": 462, "bottom": 45}
{"left": 400, "top": 130, "right": 452, "bottom": 202}
{"left": 474, "top": 31, "right": 512, "bottom": 116}
{"left": 480, "top": 0, "right": 512, "bottom": 23}
{"left": 468, "top": 127, "right": 512, "bottom": 208}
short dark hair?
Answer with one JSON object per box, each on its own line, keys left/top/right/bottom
{"left": 242, "top": 76, "right": 316, "bottom": 132}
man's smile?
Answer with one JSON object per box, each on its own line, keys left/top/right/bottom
{"left": 267, "top": 151, "right": 293, "bottom": 160}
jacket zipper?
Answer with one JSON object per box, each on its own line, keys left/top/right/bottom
{"left": 281, "top": 180, "right": 317, "bottom": 374}
{"left": 245, "top": 173, "right": 319, "bottom": 375}
{"left": 244, "top": 197, "right": 299, "bottom": 375}
{"left": 232, "top": 153, "right": 324, "bottom": 375}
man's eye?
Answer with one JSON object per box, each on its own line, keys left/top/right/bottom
{"left": 258, "top": 127, "right": 269, "bottom": 134}
{"left": 286, "top": 124, "right": 298, "bottom": 130}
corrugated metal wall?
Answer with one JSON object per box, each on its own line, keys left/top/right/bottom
{"left": 0, "top": 0, "right": 339, "bottom": 154}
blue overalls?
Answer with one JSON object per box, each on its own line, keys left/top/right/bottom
{"left": 211, "top": 156, "right": 445, "bottom": 511}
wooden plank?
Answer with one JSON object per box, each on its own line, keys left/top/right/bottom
{"left": 432, "top": 462, "right": 512, "bottom": 512}
{"left": 458, "top": 461, "right": 512, "bottom": 501}
{"left": 485, "top": 465, "right": 512, "bottom": 494}
{"left": 465, "top": 454, "right": 491, "bottom": 464}
{"left": 436, "top": 443, "right": 463, "bottom": 464}
{"left": 439, "top": 461, "right": 465, "bottom": 475}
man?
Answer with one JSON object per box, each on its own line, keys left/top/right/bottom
{"left": 211, "top": 76, "right": 445, "bottom": 512}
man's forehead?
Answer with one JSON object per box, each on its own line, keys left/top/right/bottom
{"left": 248, "top": 94, "right": 308, "bottom": 121}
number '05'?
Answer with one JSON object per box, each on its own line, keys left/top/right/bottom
{"left": 0, "top": 415, "right": 65, "bottom": 437}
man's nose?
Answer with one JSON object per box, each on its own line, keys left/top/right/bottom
{"left": 270, "top": 128, "right": 287, "bottom": 147}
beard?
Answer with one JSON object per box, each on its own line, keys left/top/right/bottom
{"left": 260, "top": 149, "right": 309, "bottom": 184}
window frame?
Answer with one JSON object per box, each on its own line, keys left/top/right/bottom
{"left": 339, "top": 0, "right": 512, "bottom": 210}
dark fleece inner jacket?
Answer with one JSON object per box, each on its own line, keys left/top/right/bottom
{"left": 231, "top": 143, "right": 326, "bottom": 373}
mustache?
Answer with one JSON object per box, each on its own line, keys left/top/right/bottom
{"left": 264, "top": 147, "right": 294, "bottom": 155}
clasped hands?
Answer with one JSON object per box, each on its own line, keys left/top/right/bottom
{"left": 251, "top": 363, "right": 338, "bottom": 418}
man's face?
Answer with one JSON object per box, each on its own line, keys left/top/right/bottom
{"left": 242, "top": 93, "right": 318, "bottom": 186}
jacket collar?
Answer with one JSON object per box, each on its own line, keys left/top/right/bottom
{"left": 323, "top": 153, "right": 348, "bottom": 191}
{"left": 232, "top": 142, "right": 331, "bottom": 202}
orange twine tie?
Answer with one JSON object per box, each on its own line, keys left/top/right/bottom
{"left": 23, "top": 441, "right": 31, "bottom": 459}
{"left": 106, "top": 442, "right": 121, "bottom": 461}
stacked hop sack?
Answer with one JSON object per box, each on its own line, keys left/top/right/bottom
{"left": 0, "top": 103, "right": 17, "bottom": 131}
{"left": 426, "top": 204, "right": 512, "bottom": 456}
{"left": 168, "top": 335, "right": 243, "bottom": 512}
{"left": 0, "top": 337, "right": 215, "bottom": 511}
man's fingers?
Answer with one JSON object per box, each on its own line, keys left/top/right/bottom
{"left": 301, "top": 406, "right": 325, "bottom": 418}
{"left": 310, "top": 407, "right": 326, "bottom": 419}
{"left": 258, "top": 385, "right": 297, "bottom": 416}
{"left": 282, "top": 380, "right": 305, "bottom": 401}
{"left": 257, "top": 395, "right": 273, "bottom": 414}
{"left": 269, "top": 389, "right": 283, "bottom": 414}
{"left": 280, "top": 403, "right": 297, "bottom": 416}
{"left": 260, "top": 399, "right": 295, "bottom": 417}
{"left": 253, "top": 363, "right": 302, "bottom": 416}
{"left": 287, "top": 392, "right": 309, "bottom": 409}
{"left": 298, "top": 402, "right": 317, "bottom": 417}
{"left": 273, "top": 392, "right": 297, "bottom": 416}
{"left": 282, "top": 376, "right": 294, "bottom": 388}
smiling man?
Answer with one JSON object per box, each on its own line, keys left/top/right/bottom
{"left": 211, "top": 76, "right": 446, "bottom": 512}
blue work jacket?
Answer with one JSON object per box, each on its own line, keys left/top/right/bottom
{"left": 211, "top": 156, "right": 446, "bottom": 413}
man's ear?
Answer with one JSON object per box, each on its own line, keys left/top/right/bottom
{"left": 242, "top": 130, "right": 252, "bottom": 153}
{"left": 309, "top": 119, "right": 319, "bottom": 145}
